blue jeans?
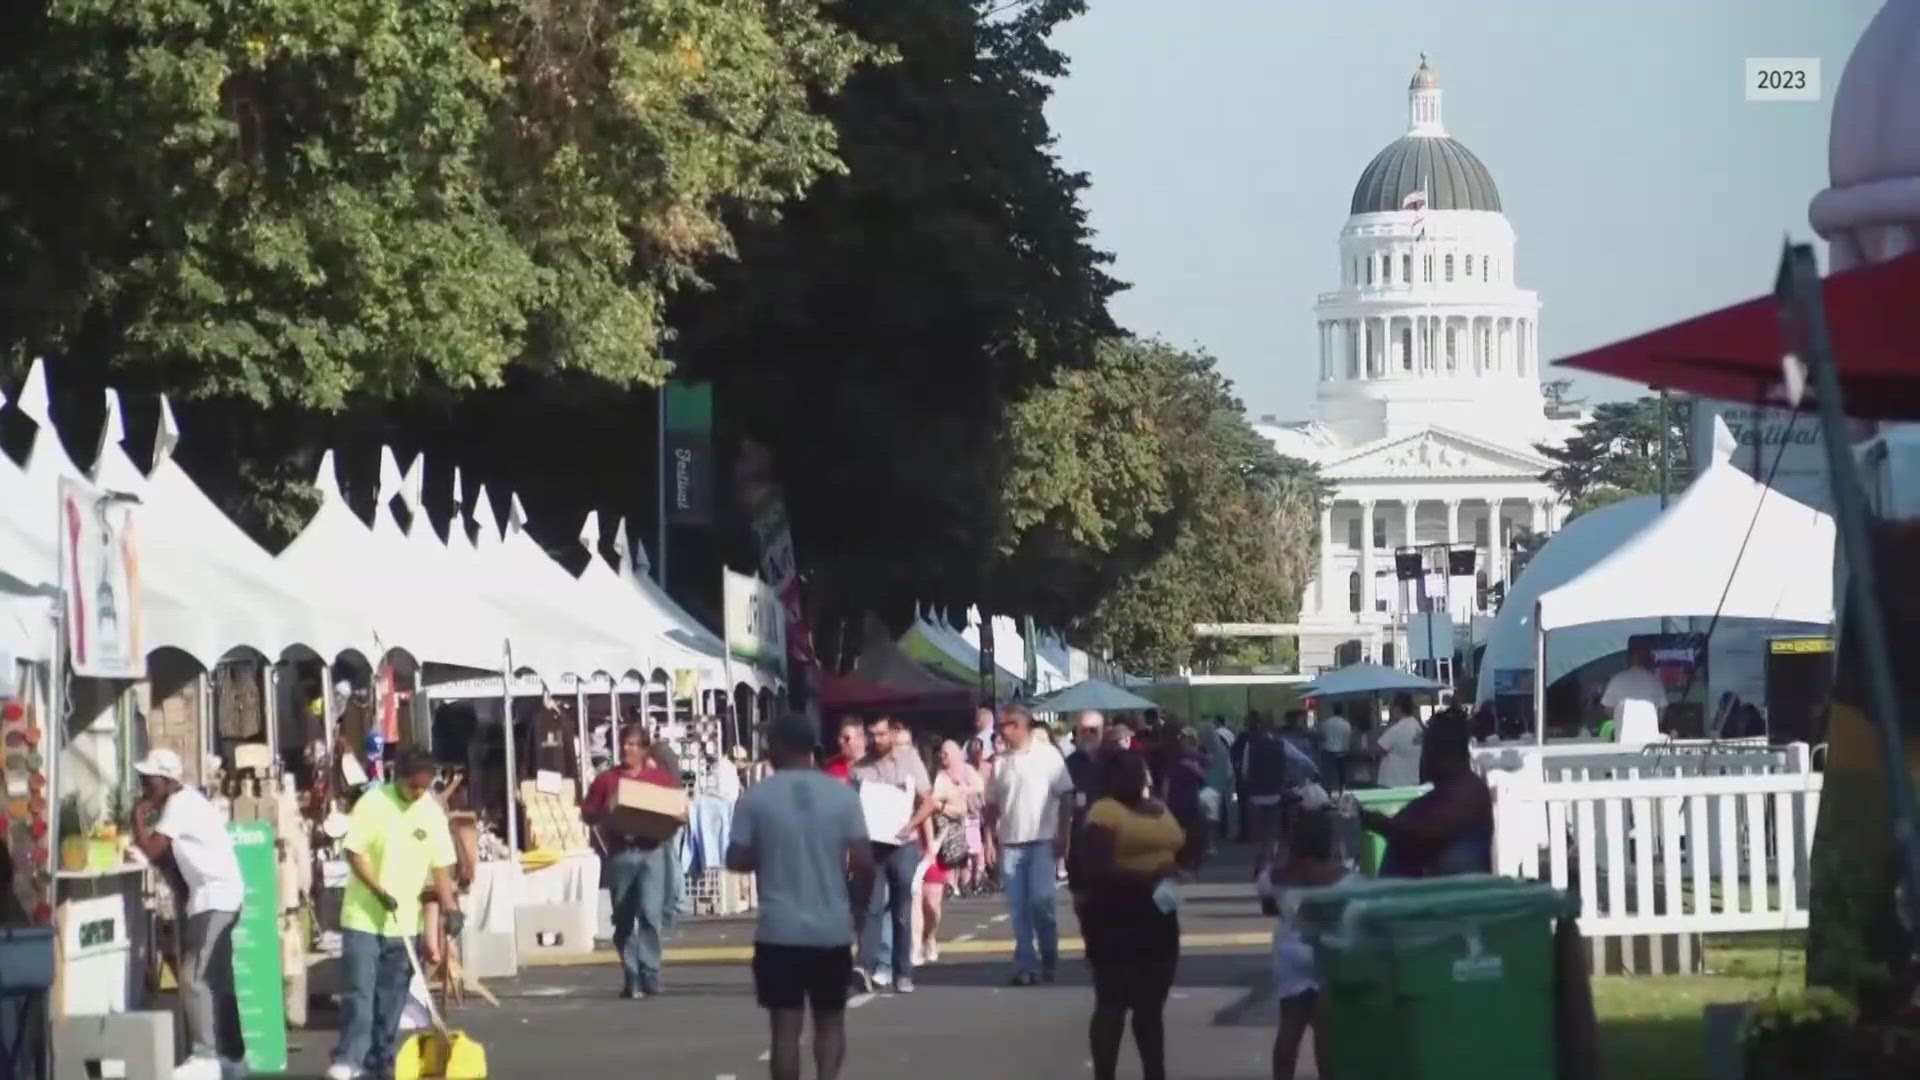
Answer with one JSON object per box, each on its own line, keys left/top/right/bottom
{"left": 861, "top": 841, "right": 921, "bottom": 983}
{"left": 334, "top": 928, "right": 415, "bottom": 1079}
{"left": 606, "top": 845, "right": 672, "bottom": 992}
{"left": 1002, "top": 840, "right": 1059, "bottom": 976}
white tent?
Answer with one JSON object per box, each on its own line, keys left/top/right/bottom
{"left": 1528, "top": 452, "right": 1836, "bottom": 736}
{"left": 279, "top": 449, "right": 506, "bottom": 672}
{"left": 94, "top": 394, "right": 370, "bottom": 667}
{"left": 0, "top": 383, "right": 55, "bottom": 662}
{"left": 457, "top": 484, "right": 637, "bottom": 680}
{"left": 1474, "top": 494, "right": 1663, "bottom": 707}
{"left": 572, "top": 514, "right": 732, "bottom": 688}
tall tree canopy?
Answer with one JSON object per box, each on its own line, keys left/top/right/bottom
{"left": 0, "top": 0, "right": 876, "bottom": 402}
{"left": 1000, "top": 337, "right": 1328, "bottom": 672}
{"left": 672, "top": 0, "right": 1121, "bottom": 640}
{"left": 1535, "top": 397, "right": 1692, "bottom": 519}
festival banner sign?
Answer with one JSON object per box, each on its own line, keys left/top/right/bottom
{"left": 227, "top": 821, "right": 288, "bottom": 1073}
{"left": 665, "top": 382, "right": 715, "bottom": 525}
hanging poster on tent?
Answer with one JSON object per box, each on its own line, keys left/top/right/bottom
{"left": 57, "top": 477, "right": 141, "bottom": 678}
{"left": 724, "top": 569, "right": 787, "bottom": 675}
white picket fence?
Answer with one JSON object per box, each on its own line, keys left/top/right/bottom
{"left": 1489, "top": 764, "right": 1823, "bottom": 939}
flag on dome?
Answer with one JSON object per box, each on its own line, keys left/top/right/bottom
{"left": 1401, "top": 188, "right": 1427, "bottom": 210}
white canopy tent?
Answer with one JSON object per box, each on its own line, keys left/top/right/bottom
{"left": 92, "top": 394, "right": 369, "bottom": 668}
{"left": 457, "top": 483, "right": 638, "bottom": 681}
{"left": 1528, "top": 453, "right": 1836, "bottom": 741}
{"left": 279, "top": 449, "right": 506, "bottom": 673}
{"left": 573, "top": 513, "right": 734, "bottom": 689}
{"left": 1474, "top": 494, "right": 1664, "bottom": 707}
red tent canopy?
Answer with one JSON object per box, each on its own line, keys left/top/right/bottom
{"left": 1554, "top": 253, "right": 1920, "bottom": 419}
{"left": 818, "top": 670, "right": 972, "bottom": 712}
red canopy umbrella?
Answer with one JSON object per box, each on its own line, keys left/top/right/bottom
{"left": 1554, "top": 252, "right": 1920, "bottom": 419}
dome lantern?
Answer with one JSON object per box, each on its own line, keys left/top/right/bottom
{"left": 1409, "top": 54, "right": 1444, "bottom": 135}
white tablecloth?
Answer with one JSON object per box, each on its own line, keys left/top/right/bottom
{"left": 519, "top": 850, "right": 600, "bottom": 907}
{"left": 467, "top": 859, "right": 523, "bottom": 934}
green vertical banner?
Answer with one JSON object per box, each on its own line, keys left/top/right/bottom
{"left": 228, "top": 821, "right": 288, "bottom": 1073}
{"left": 664, "top": 382, "right": 715, "bottom": 525}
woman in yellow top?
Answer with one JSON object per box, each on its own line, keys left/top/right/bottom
{"left": 1076, "top": 749, "right": 1186, "bottom": 1080}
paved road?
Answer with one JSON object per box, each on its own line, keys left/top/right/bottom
{"left": 285, "top": 849, "right": 1306, "bottom": 1078}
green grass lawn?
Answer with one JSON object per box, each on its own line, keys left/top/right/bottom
{"left": 1594, "top": 933, "right": 1805, "bottom": 1079}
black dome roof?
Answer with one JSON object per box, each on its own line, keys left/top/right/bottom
{"left": 1350, "top": 136, "right": 1502, "bottom": 214}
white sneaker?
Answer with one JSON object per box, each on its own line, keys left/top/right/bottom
{"left": 924, "top": 942, "right": 940, "bottom": 964}
{"left": 324, "top": 1065, "right": 359, "bottom": 1080}
{"left": 910, "top": 946, "right": 925, "bottom": 967}
{"left": 172, "top": 1057, "right": 223, "bottom": 1080}
{"left": 871, "top": 969, "right": 893, "bottom": 989}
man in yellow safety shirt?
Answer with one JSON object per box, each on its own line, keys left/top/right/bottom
{"left": 327, "top": 746, "right": 463, "bottom": 1080}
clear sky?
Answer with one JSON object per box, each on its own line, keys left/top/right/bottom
{"left": 1044, "top": 0, "right": 1883, "bottom": 422}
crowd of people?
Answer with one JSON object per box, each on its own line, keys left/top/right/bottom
{"left": 722, "top": 697, "right": 1498, "bottom": 1080}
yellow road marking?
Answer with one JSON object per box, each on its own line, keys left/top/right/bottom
{"left": 522, "top": 931, "right": 1273, "bottom": 968}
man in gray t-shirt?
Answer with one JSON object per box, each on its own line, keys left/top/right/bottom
{"left": 729, "top": 715, "right": 875, "bottom": 1080}
{"left": 847, "top": 715, "right": 936, "bottom": 991}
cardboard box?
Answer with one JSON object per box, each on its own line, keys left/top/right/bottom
{"left": 607, "top": 779, "right": 687, "bottom": 841}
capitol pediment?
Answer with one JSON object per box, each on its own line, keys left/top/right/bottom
{"left": 1322, "top": 427, "right": 1551, "bottom": 480}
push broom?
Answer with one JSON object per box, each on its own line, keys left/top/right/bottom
{"left": 393, "top": 918, "right": 488, "bottom": 1080}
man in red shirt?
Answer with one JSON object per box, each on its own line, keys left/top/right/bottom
{"left": 823, "top": 716, "right": 867, "bottom": 784}
{"left": 582, "top": 725, "right": 681, "bottom": 999}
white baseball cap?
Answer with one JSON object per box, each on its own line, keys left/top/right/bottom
{"left": 132, "top": 748, "right": 185, "bottom": 783}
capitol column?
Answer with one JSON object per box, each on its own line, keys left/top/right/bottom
{"left": 1359, "top": 500, "right": 1377, "bottom": 615}
{"left": 1318, "top": 500, "right": 1335, "bottom": 614}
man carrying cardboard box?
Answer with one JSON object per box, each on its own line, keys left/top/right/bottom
{"left": 583, "top": 724, "right": 685, "bottom": 999}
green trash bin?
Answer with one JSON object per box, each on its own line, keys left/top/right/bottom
{"left": 1301, "top": 877, "right": 1574, "bottom": 1080}
{"left": 1347, "top": 785, "right": 1429, "bottom": 876}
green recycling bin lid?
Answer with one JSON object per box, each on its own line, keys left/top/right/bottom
{"left": 1330, "top": 879, "right": 1575, "bottom": 949}
{"left": 1296, "top": 873, "right": 1519, "bottom": 940}
{"left": 1349, "top": 784, "right": 1430, "bottom": 809}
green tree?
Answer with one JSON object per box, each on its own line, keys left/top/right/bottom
{"left": 1001, "top": 337, "right": 1329, "bottom": 673}
{"left": 0, "top": 0, "right": 876, "bottom": 404}
{"left": 672, "top": 0, "right": 1120, "bottom": 643}
{"left": 1535, "top": 396, "right": 1692, "bottom": 520}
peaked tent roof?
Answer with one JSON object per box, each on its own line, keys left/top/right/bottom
{"left": 1474, "top": 494, "right": 1664, "bottom": 705}
{"left": 1536, "top": 459, "right": 1836, "bottom": 633}
{"left": 1031, "top": 679, "right": 1158, "bottom": 715}
{"left": 1300, "top": 662, "right": 1444, "bottom": 698}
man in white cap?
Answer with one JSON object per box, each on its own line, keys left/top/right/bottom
{"left": 130, "top": 748, "right": 247, "bottom": 1076}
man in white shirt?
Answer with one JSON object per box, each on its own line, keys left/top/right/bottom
{"left": 1372, "top": 694, "right": 1426, "bottom": 789}
{"left": 983, "top": 703, "right": 1075, "bottom": 986}
{"left": 131, "top": 748, "right": 246, "bottom": 1075}
{"left": 1316, "top": 706, "right": 1353, "bottom": 789}
{"left": 1601, "top": 646, "right": 1668, "bottom": 745}
{"left": 728, "top": 714, "right": 876, "bottom": 1080}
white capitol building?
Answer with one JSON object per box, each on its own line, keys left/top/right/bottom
{"left": 1257, "top": 58, "right": 1582, "bottom": 675}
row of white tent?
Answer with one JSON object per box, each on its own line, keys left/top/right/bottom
{"left": 0, "top": 360, "right": 772, "bottom": 695}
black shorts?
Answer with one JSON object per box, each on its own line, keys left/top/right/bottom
{"left": 752, "top": 942, "right": 852, "bottom": 1013}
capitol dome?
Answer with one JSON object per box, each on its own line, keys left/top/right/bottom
{"left": 1351, "top": 137, "right": 1502, "bottom": 214}
{"left": 1349, "top": 56, "right": 1503, "bottom": 214}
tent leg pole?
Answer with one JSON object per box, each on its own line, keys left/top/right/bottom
{"left": 501, "top": 645, "right": 520, "bottom": 854}
{"left": 1533, "top": 604, "right": 1547, "bottom": 747}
